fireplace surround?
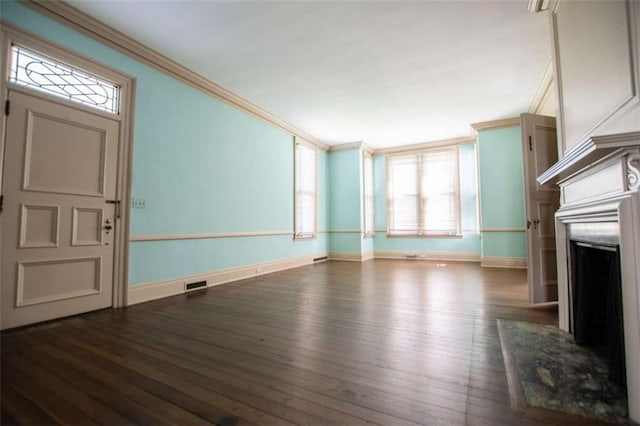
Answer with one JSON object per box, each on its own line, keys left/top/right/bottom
{"left": 555, "top": 148, "right": 640, "bottom": 422}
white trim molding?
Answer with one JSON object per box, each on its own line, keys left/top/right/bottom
{"left": 1, "top": 24, "right": 135, "bottom": 310}
{"left": 325, "top": 229, "right": 362, "bottom": 234}
{"left": 329, "top": 141, "right": 374, "bottom": 153}
{"left": 528, "top": 58, "right": 554, "bottom": 114}
{"left": 20, "top": 0, "right": 328, "bottom": 151}
{"left": 373, "top": 136, "right": 475, "bottom": 156}
{"left": 128, "top": 253, "right": 325, "bottom": 305}
{"left": 374, "top": 250, "right": 480, "bottom": 262}
{"left": 328, "top": 251, "right": 373, "bottom": 262}
{"left": 480, "top": 256, "right": 527, "bottom": 269}
{"left": 470, "top": 117, "right": 521, "bottom": 133}
{"left": 537, "top": 131, "right": 640, "bottom": 185}
{"left": 130, "top": 231, "right": 293, "bottom": 242}
{"left": 527, "top": 0, "right": 551, "bottom": 13}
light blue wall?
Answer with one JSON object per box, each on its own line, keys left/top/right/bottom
{"left": 1, "top": 1, "right": 328, "bottom": 285}
{"left": 328, "top": 149, "right": 363, "bottom": 253}
{"left": 1, "top": 1, "right": 528, "bottom": 279}
{"left": 477, "top": 126, "right": 527, "bottom": 259}
{"left": 372, "top": 143, "right": 481, "bottom": 255}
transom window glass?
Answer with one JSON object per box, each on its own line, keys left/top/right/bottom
{"left": 294, "top": 139, "right": 317, "bottom": 239}
{"left": 387, "top": 146, "right": 461, "bottom": 236}
{"left": 9, "top": 45, "right": 120, "bottom": 114}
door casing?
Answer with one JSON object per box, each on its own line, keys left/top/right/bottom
{"left": 0, "top": 24, "right": 135, "bottom": 312}
{"left": 521, "top": 113, "right": 560, "bottom": 304}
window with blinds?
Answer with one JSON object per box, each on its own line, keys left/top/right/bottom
{"left": 363, "top": 152, "right": 374, "bottom": 238}
{"left": 386, "top": 146, "right": 461, "bottom": 237}
{"left": 294, "top": 140, "right": 317, "bottom": 239}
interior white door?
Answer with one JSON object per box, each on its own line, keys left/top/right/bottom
{"left": 1, "top": 89, "right": 120, "bottom": 330}
{"left": 521, "top": 113, "right": 559, "bottom": 303}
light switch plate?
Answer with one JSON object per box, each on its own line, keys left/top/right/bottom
{"left": 132, "top": 198, "right": 146, "bottom": 209}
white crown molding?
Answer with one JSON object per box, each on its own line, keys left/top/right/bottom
{"left": 329, "top": 141, "right": 375, "bottom": 154}
{"left": 373, "top": 136, "right": 476, "bottom": 156}
{"left": 329, "top": 141, "right": 364, "bottom": 152}
{"left": 528, "top": 58, "right": 554, "bottom": 114}
{"left": 527, "top": 0, "right": 551, "bottom": 13}
{"left": 130, "top": 231, "right": 294, "bottom": 242}
{"left": 19, "top": 0, "right": 329, "bottom": 151}
{"left": 128, "top": 253, "right": 325, "bottom": 305}
{"left": 470, "top": 117, "right": 521, "bottom": 133}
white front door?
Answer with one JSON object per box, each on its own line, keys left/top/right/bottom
{"left": 1, "top": 89, "right": 120, "bottom": 329}
{"left": 521, "top": 113, "right": 559, "bottom": 303}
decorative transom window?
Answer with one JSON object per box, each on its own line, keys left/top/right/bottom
{"left": 386, "top": 146, "right": 461, "bottom": 237}
{"left": 9, "top": 45, "right": 120, "bottom": 114}
{"left": 294, "top": 138, "right": 317, "bottom": 239}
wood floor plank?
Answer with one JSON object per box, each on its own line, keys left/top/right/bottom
{"left": 2, "top": 365, "right": 98, "bottom": 425}
{"left": 3, "top": 352, "right": 134, "bottom": 426}
{"left": 1, "top": 260, "right": 629, "bottom": 425}
{"left": 0, "top": 381, "right": 59, "bottom": 425}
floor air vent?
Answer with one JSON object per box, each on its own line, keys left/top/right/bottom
{"left": 185, "top": 280, "right": 207, "bottom": 292}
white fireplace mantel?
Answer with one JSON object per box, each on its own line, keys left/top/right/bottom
{"left": 555, "top": 147, "right": 640, "bottom": 422}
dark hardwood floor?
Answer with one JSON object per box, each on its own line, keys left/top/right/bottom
{"left": 0, "top": 260, "right": 615, "bottom": 425}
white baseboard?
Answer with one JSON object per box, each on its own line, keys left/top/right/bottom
{"left": 328, "top": 251, "right": 370, "bottom": 262}
{"left": 481, "top": 256, "right": 528, "bottom": 269}
{"left": 127, "top": 253, "right": 326, "bottom": 305}
{"left": 373, "top": 250, "right": 480, "bottom": 262}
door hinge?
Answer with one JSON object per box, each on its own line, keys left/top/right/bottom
{"left": 4, "top": 100, "right": 9, "bottom": 116}
{"left": 528, "top": 135, "right": 532, "bottom": 151}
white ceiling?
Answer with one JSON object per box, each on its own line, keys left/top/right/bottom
{"left": 67, "top": 0, "right": 551, "bottom": 149}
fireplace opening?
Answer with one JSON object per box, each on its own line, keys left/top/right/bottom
{"left": 570, "top": 240, "right": 626, "bottom": 388}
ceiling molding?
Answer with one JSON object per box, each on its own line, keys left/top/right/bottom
{"left": 528, "top": 58, "right": 554, "bottom": 113}
{"left": 329, "top": 141, "right": 363, "bottom": 152}
{"left": 470, "top": 117, "right": 521, "bottom": 133}
{"left": 373, "top": 135, "right": 476, "bottom": 156}
{"left": 328, "top": 141, "right": 373, "bottom": 154}
{"left": 527, "top": 0, "right": 550, "bottom": 13}
{"left": 19, "top": 0, "right": 329, "bottom": 151}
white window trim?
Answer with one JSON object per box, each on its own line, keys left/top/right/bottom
{"left": 363, "top": 151, "right": 374, "bottom": 238}
{"left": 386, "top": 146, "right": 462, "bottom": 238}
{"left": 294, "top": 137, "right": 317, "bottom": 240}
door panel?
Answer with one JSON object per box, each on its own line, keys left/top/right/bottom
{"left": 72, "top": 207, "right": 104, "bottom": 246}
{"left": 24, "top": 111, "right": 108, "bottom": 196}
{"left": 1, "top": 90, "right": 119, "bottom": 329}
{"left": 17, "top": 257, "right": 102, "bottom": 306}
{"left": 521, "top": 113, "right": 560, "bottom": 303}
{"left": 20, "top": 204, "right": 60, "bottom": 248}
